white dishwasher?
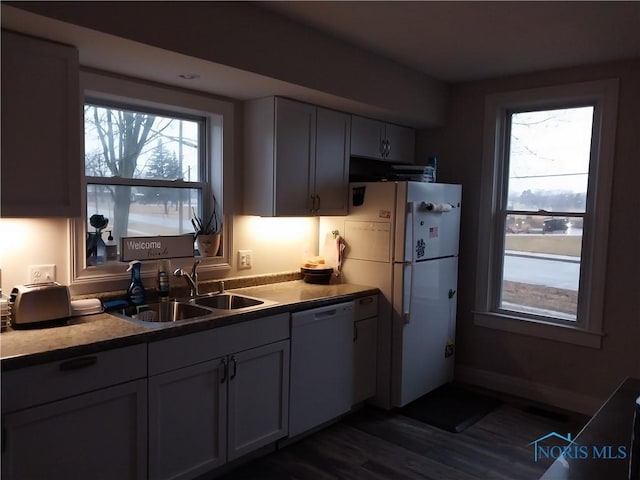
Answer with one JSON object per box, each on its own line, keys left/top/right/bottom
{"left": 289, "top": 301, "right": 354, "bottom": 437}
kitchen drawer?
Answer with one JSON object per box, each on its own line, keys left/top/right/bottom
{"left": 1, "top": 344, "right": 147, "bottom": 413}
{"left": 149, "top": 313, "right": 290, "bottom": 376}
{"left": 354, "top": 295, "right": 378, "bottom": 321}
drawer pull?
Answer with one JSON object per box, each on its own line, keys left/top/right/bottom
{"left": 59, "top": 356, "right": 98, "bottom": 371}
{"left": 359, "top": 297, "right": 374, "bottom": 305}
{"left": 230, "top": 356, "right": 237, "bottom": 380}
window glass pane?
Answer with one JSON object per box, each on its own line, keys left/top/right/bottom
{"left": 507, "top": 107, "right": 593, "bottom": 213}
{"left": 501, "top": 213, "right": 583, "bottom": 320}
{"left": 84, "top": 104, "right": 201, "bottom": 181}
{"left": 86, "top": 184, "right": 199, "bottom": 264}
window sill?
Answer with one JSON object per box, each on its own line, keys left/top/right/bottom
{"left": 473, "top": 311, "right": 603, "bottom": 349}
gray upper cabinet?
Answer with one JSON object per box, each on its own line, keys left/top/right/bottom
{"left": 244, "top": 97, "right": 349, "bottom": 216}
{"left": 351, "top": 115, "right": 416, "bottom": 163}
{"left": 1, "top": 30, "right": 81, "bottom": 217}
{"left": 314, "top": 107, "right": 350, "bottom": 215}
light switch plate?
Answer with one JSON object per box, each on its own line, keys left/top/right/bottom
{"left": 238, "top": 250, "right": 252, "bottom": 269}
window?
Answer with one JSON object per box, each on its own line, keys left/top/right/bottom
{"left": 72, "top": 71, "right": 233, "bottom": 292}
{"left": 84, "top": 102, "right": 206, "bottom": 265}
{"left": 475, "top": 80, "right": 618, "bottom": 348}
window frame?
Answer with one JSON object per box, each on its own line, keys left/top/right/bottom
{"left": 71, "top": 70, "right": 234, "bottom": 295}
{"left": 474, "top": 80, "right": 619, "bottom": 349}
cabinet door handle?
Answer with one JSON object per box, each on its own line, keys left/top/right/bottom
{"left": 316, "top": 195, "right": 321, "bottom": 212}
{"left": 379, "top": 139, "right": 385, "bottom": 157}
{"left": 386, "top": 140, "right": 391, "bottom": 157}
{"left": 220, "top": 358, "right": 228, "bottom": 384}
{"left": 230, "top": 356, "right": 237, "bottom": 380}
{"left": 59, "top": 356, "right": 97, "bottom": 371}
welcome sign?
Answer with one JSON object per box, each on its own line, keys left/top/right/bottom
{"left": 121, "top": 235, "right": 194, "bottom": 261}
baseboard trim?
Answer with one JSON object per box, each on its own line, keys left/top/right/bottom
{"left": 455, "top": 365, "right": 603, "bottom": 416}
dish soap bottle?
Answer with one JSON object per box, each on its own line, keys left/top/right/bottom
{"left": 157, "top": 259, "right": 171, "bottom": 301}
{"left": 126, "top": 261, "right": 145, "bottom": 306}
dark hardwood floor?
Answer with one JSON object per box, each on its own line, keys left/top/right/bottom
{"left": 217, "top": 394, "right": 588, "bottom": 480}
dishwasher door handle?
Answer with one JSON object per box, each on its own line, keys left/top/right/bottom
{"left": 292, "top": 302, "right": 354, "bottom": 328}
{"left": 313, "top": 309, "right": 337, "bottom": 320}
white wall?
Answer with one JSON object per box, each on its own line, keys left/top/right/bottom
{"left": 0, "top": 216, "right": 318, "bottom": 294}
{"left": 232, "top": 216, "right": 319, "bottom": 276}
{"left": 0, "top": 218, "right": 71, "bottom": 292}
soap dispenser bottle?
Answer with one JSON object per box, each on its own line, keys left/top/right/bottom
{"left": 157, "top": 259, "right": 171, "bottom": 301}
{"left": 105, "top": 231, "right": 118, "bottom": 262}
{"left": 127, "top": 261, "right": 146, "bottom": 306}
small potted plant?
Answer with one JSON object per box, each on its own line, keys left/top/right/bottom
{"left": 191, "top": 195, "right": 222, "bottom": 257}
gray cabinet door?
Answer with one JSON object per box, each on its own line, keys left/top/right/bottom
{"left": 227, "top": 340, "right": 290, "bottom": 460}
{"left": 351, "top": 115, "right": 416, "bottom": 163}
{"left": 315, "top": 108, "right": 350, "bottom": 215}
{"left": 384, "top": 123, "right": 416, "bottom": 163}
{"left": 2, "top": 380, "right": 147, "bottom": 480}
{"left": 353, "top": 316, "right": 378, "bottom": 404}
{"left": 1, "top": 30, "right": 81, "bottom": 217}
{"left": 274, "top": 98, "right": 317, "bottom": 215}
{"left": 350, "top": 115, "right": 385, "bottom": 160}
{"left": 149, "top": 359, "right": 227, "bottom": 480}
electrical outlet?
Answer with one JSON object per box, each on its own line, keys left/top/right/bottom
{"left": 238, "top": 250, "right": 252, "bottom": 269}
{"left": 28, "top": 264, "right": 56, "bottom": 284}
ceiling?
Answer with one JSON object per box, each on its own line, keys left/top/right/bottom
{"left": 257, "top": 1, "right": 640, "bottom": 83}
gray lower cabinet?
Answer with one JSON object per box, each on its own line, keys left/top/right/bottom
{"left": 1, "top": 346, "right": 148, "bottom": 480}
{"left": 227, "top": 340, "right": 290, "bottom": 460}
{"left": 353, "top": 295, "right": 379, "bottom": 404}
{"left": 148, "top": 313, "right": 290, "bottom": 480}
{"left": 149, "top": 358, "right": 227, "bottom": 480}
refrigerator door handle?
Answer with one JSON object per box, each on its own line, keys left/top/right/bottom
{"left": 403, "top": 262, "right": 412, "bottom": 324}
{"left": 403, "top": 200, "right": 417, "bottom": 324}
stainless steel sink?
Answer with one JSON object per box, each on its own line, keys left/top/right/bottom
{"left": 191, "top": 293, "right": 265, "bottom": 310}
{"left": 115, "top": 301, "right": 213, "bottom": 324}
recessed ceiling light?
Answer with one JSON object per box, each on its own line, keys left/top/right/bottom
{"left": 178, "top": 74, "right": 200, "bottom": 80}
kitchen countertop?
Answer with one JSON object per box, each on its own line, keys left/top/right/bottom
{"left": 539, "top": 377, "right": 639, "bottom": 480}
{"left": 0, "top": 280, "right": 378, "bottom": 371}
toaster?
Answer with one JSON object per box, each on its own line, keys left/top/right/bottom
{"left": 9, "top": 282, "right": 71, "bottom": 326}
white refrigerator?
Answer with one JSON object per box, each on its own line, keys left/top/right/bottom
{"left": 320, "top": 181, "right": 462, "bottom": 408}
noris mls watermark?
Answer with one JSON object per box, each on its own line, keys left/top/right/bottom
{"left": 529, "top": 432, "right": 628, "bottom": 463}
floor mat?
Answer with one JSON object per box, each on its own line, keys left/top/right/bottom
{"left": 400, "top": 383, "right": 501, "bottom": 433}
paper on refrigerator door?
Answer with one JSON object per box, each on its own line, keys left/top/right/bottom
{"left": 344, "top": 220, "right": 391, "bottom": 262}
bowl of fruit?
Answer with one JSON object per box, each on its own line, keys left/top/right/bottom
{"left": 300, "top": 257, "right": 334, "bottom": 284}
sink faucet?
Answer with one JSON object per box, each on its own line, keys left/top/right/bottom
{"left": 174, "top": 260, "right": 201, "bottom": 297}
